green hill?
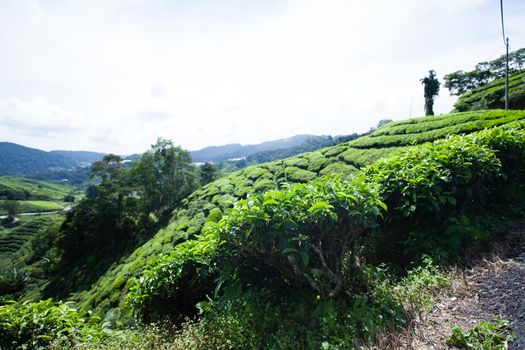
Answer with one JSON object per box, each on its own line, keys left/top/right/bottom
{"left": 0, "top": 177, "right": 75, "bottom": 202}
{"left": 0, "top": 143, "right": 76, "bottom": 176}
{"left": 3, "top": 109, "right": 525, "bottom": 349}
{"left": 66, "top": 109, "right": 525, "bottom": 317}
{"left": 0, "top": 215, "right": 63, "bottom": 300}
{"left": 0, "top": 177, "right": 76, "bottom": 215}
{"left": 454, "top": 70, "right": 525, "bottom": 112}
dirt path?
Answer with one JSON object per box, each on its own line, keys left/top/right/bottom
{"left": 369, "top": 224, "right": 525, "bottom": 349}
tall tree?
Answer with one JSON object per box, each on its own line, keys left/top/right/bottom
{"left": 421, "top": 70, "right": 440, "bottom": 116}
{"left": 199, "top": 162, "right": 219, "bottom": 186}
{"left": 133, "top": 138, "right": 198, "bottom": 216}
{"left": 444, "top": 47, "right": 525, "bottom": 96}
{"left": 2, "top": 200, "right": 20, "bottom": 221}
{"left": 90, "top": 154, "right": 125, "bottom": 182}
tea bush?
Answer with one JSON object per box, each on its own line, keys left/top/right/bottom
{"left": 0, "top": 299, "right": 107, "bottom": 349}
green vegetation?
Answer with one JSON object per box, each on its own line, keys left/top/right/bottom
{"left": 0, "top": 299, "right": 118, "bottom": 349}
{"left": 444, "top": 48, "right": 524, "bottom": 96}
{"left": 0, "top": 214, "right": 63, "bottom": 300}
{"left": 2, "top": 110, "right": 525, "bottom": 348}
{"left": 0, "top": 176, "right": 75, "bottom": 201}
{"left": 0, "top": 142, "right": 75, "bottom": 176}
{"left": 66, "top": 110, "right": 525, "bottom": 321}
{"left": 349, "top": 110, "right": 525, "bottom": 148}
{"left": 443, "top": 48, "right": 525, "bottom": 112}
{"left": 14, "top": 201, "right": 63, "bottom": 213}
{"left": 125, "top": 124, "right": 525, "bottom": 347}
{"left": 448, "top": 319, "right": 515, "bottom": 350}
{"left": 454, "top": 70, "right": 525, "bottom": 112}
{"left": 216, "top": 134, "right": 361, "bottom": 172}
{"left": 421, "top": 70, "right": 440, "bottom": 116}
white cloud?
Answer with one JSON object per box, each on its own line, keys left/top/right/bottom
{"left": 0, "top": 97, "right": 83, "bottom": 132}
{"left": 0, "top": 0, "right": 523, "bottom": 153}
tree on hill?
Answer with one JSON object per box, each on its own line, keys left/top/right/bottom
{"left": 2, "top": 200, "right": 20, "bottom": 221}
{"left": 90, "top": 154, "right": 125, "bottom": 182}
{"left": 50, "top": 138, "right": 199, "bottom": 296}
{"left": 421, "top": 70, "right": 440, "bottom": 116}
{"left": 199, "top": 162, "right": 219, "bottom": 186}
{"left": 132, "top": 138, "right": 198, "bottom": 217}
{"left": 444, "top": 48, "right": 525, "bottom": 96}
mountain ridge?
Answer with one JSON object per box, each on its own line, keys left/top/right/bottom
{"left": 190, "top": 134, "right": 334, "bottom": 163}
{"left": 0, "top": 142, "right": 76, "bottom": 176}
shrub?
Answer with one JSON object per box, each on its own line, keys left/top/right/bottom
{"left": 127, "top": 225, "right": 222, "bottom": 321}
{"left": 218, "top": 175, "right": 385, "bottom": 298}
{"left": 0, "top": 299, "right": 107, "bottom": 349}
{"left": 447, "top": 318, "right": 515, "bottom": 350}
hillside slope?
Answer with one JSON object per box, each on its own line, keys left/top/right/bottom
{"left": 0, "top": 143, "right": 75, "bottom": 176}
{"left": 70, "top": 110, "right": 525, "bottom": 316}
{"left": 455, "top": 70, "right": 525, "bottom": 112}
{"left": 0, "top": 176, "right": 75, "bottom": 201}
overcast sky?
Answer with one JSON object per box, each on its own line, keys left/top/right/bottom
{"left": 0, "top": 0, "right": 524, "bottom": 154}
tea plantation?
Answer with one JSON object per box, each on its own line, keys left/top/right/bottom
{"left": 2, "top": 109, "right": 525, "bottom": 349}
{"left": 77, "top": 110, "right": 525, "bottom": 315}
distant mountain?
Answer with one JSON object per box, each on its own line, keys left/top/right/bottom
{"left": 216, "top": 134, "right": 363, "bottom": 172}
{"left": 50, "top": 150, "right": 106, "bottom": 166}
{"left": 191, "top": 135, "right": 332, "bottom": 163}
{"left": 0, "top": 142, "right": 76, "bottom": 176}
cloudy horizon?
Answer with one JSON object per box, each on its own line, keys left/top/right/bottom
{"left": 0, "top": 0, "right": 524, "bottom": 154}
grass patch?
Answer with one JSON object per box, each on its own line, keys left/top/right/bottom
{"left": 448, "top": 318, "right": 515, "bottom": 350}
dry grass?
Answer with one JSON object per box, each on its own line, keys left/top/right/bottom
{"left": 363, "top": 225, "right": 525, "bottom": 350}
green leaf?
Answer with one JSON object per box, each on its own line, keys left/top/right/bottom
{"left": 281, "top": 247, "right": 298, "bottom": 255}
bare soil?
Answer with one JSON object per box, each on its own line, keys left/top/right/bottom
{"left": 367, "top": 223, "right": 525, "bottom": 349}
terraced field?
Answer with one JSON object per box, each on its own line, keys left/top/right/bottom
{"left": 0, "top": 177, "right": 76, "bottom": 214}
{"left": 74, "top": 109, "right": 525, "bottom": 315}
{"left": 455, "top": 70, "right": 525, "bottom": 112}
{"left": 0, "top": 177, "right": 74, "bottom": 200}
{"left": 0, "top": 214, "right": 63, "bottom": 298}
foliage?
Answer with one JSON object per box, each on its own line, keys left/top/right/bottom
{"left": 0, "top": 299, "right": 108, "bottom": 349}
{"left": 421, "top": 70, "right": 440, "bottom": 116}
{"left": 5, "top": 111, "right": 525, "bottom": 348}
{"left": 90, "top": 154, "right": 126, "bottom": 182}
{"left": 127, "top": 258, "right": 447, "bottom": 349}
{"left": 447, "top": 318, "right": 515, "bottom": 350}
{"left": 444, "top": 48, "right": 525, "bottom": 95}
{"left": 128, "top": 125, "right": 524, "bottom": 322}
{"left": 350, "top": 110, "right": 525, "bottom": 149}
{"left": 392, "top": 256, "right": 449, "bottom": 312}
{"left": 363, "top": 134, "right": 501, "bottom": 220}
{"left": 0, "top": 214, "right": 64, "bottom": 301}
{"left": 2, "top": 200, "right": 19, "bottom": 220}
{"left": 219, "top": 176, "right": 385, "bottom": 298}
{"left": 47, "top": 140, "right": 199, "bottom": 298}
{"left": 199, "top": 162, "right": 220, "bottom": 186}
{"left": 127, "top": 226, "right": 222, "bottom": 321}
{"left": 216, "top": 134, "right": 360, "bottom": 172}
{"left": 454, "top": 70, "right": 525, "bottom": 112}
{"left": 63, "top": 194, "right": 75, "bottom": 202}
{"left": 0, "top": 268, "right": 30, "bottom": 298}
{"left": 131, "top": 138, "right": 198, "bottom": 217}
{"left": 0, "top": 176, "right": 75, "bottom": 201}
{"left": 67, "top": 110, "right": 525, "bottom": 318}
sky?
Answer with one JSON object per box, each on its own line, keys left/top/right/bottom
{"left": 0, "top": 0, "right": 524, "bottom": 154}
